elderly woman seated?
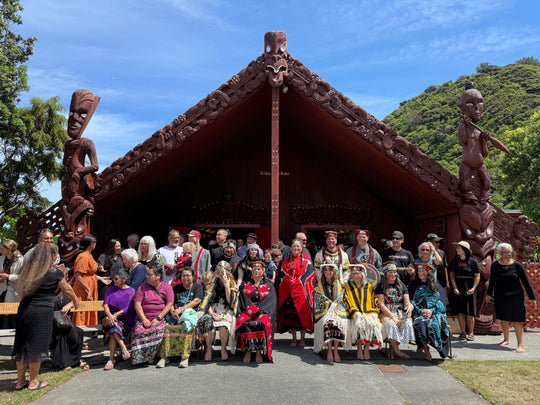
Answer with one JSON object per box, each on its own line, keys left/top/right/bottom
{"left": 197, "top": 261, "right": 239, "bottom": 361}
{"left": 102, "top": 269, "right": 136, "bottom": 370}
{"left": 375, "top": 262, "right": 414, "bottom": 359}
{"left": 236, "top": 260, "right": 277, "bottom": 364}
{"left": 408, "top": 263, "right": 450, "bottom": 361}
{"left": 156, "top": 267, "right": 203, "bottom": 368}
{"left": 343, "top": 264, "right": 384, "bottom": 360}
{"left": 131, "top": 263, "right": 174, "bottom": 365}
{"left": 313, "top": 263, "right": 350, "bottom": 363}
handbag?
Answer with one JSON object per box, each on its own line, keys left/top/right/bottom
{"left": 54, "top": 310, "right": 73, "bottom": 329}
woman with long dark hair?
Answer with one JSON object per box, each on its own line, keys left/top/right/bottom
{"left": 72, "top": 234, "right": 110, "bottom": 326}
{"left": 97, "top": 239, "right": 125, "bottom": 300}
{"left": 13, "top": 243, "right": 79, "bottom": 391}
{"left": 449, "top": 241, "right": 480, "bottom": 341}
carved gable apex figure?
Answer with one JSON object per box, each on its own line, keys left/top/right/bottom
{"left": 263, "top": 31, "right": 288, "bottom": 87}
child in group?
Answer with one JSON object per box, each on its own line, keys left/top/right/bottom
{"left": 263, "top": 249, "right": 276, "bottom": 283}
{"left": 172, "top": 242, "right": 194, "bottom": 286}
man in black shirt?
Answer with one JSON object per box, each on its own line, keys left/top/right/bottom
{"left": 381, "top": 230, "right": 415, "bottom": 284}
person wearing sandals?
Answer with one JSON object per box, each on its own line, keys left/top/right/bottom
{"left": 449, "top": 241, "right": 480, "bottom": 341}
{"left": 156, "top": 267, "right": 203, "bottom": 368}
{"left": 131, "top": 263, "right": 174, "bottom": 365}
{"left": 13, "top": 243, "right": 80, "bottom": 391}
{"left": 375, "top": 262, "right": 414, "bottom": 359}
{"left": 197, "top": 261, "right": 239, "bottom": 361}
{"left": 102, "top": 270, "right": 136, "bottom": 370}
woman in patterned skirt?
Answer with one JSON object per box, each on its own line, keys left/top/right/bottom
{"left": 157, "top": 267, "right": 203, "bottom": 368}
{"left": 131, "top": 263, "right": 173, "bottom": 365}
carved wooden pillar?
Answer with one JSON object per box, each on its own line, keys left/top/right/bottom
{"left": 263, "top": 31, "right": 288, "bottom": 245}
{"left": 271, "top": 86, "right": 280, "bottom": 245}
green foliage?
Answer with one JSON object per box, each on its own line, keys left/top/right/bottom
{"left": 0, "top": 206, "right": 23, "bottom": 240}
{"left": 0, "top": 1, "right": 68, "bottom": 226}
{"left": 383, "top": 58, "right": 540, "bottom": 211}
{"left": 493, "top": 109, "right": 540, "bottom": 224}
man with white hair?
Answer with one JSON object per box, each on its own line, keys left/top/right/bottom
{"left": 210, "top": 228, "right": 229, "bottom": 268}
{"left": 283, "top": 232, "right": 311, "bottom": 259}
{"left": 158, "top": 229, "right": 183, "bottom": 284}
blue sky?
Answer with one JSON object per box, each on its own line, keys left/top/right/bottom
{"left": 14, "top": 0, "right": 540, "bottom": 204}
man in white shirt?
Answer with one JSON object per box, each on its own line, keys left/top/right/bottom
{"left": 158, "top": 230, "right": 183, "bottom": 284}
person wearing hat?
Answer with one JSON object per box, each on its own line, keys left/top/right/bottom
{"left": 237, "top": 243, "right": 263, "bottom": 285}
{"left": 408, "top": 263, "right": 450, "bottom": 360}
{"left": 381, "top": 231, "right": 415, "bottom": 284}
{"left": 448, "top": 241, "right": 481, "bottom": 341}
{"left": 187, "top": 230, "right": 211, "bottom": 283}
{"left": 375, "top": 262, "right": 414, "bottom": 359}
{"left": 237, "top": 232, "right": 263, "bottom": 259}
{"left": 346, "top": 229, "right": 382, "bottom": 272}
{"left": 314, "top": 230, "right": 350, "bottom": 283}
{"left": 425, "top": 233, "right": 449, "bottom": 289}
{"left": 215, "top": 240, "right": 242, "bottom": 276}
{"left": 236, "top": 260, "right": 277, "bottom": 364}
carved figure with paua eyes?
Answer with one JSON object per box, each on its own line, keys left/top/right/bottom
{"left": 263, "top": 31, "right": 288, "bottom": 87}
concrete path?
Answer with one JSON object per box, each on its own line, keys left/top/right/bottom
{"left": 2, "top": 328, "right": 539, "bottom": 404}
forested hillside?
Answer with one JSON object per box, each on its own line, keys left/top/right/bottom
{"left": 383, "top": 57, "right": 540, "bottom": 222}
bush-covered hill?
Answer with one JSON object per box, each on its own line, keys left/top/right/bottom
{"left": 382, "top": 57, "right": 540, "bottom": 178}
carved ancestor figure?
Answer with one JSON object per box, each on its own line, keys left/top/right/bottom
{"left": 456, "top": 84, "right": 509, "bottom": 334}
{"left": 263, "top": 31, "right": 288, "bottom": 87}
{"left": 60, "top": 89, "right": 101, "bottom": 262}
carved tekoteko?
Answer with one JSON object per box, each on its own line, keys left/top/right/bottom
{"left": 263, "top": 31, "right": 288, "bottom": 87}
{"left": 60, "top": 89, "right": 101, "bottom": 264}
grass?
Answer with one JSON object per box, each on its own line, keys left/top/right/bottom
{"left": 439, "top": 360, "right": 540, "bottom": 405}
{"left": 0, "top": 360, "right": 83, "bottom": 405}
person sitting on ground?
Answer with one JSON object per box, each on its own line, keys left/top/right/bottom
{"left": 102, "top": 269, "right": 136, "bottom": 370}
{"left": 157, "top": 267, "right": 203, "bottom": 368}
{"left": 313, "top": 263, "right": 350, "bottom": 363}
{"left": 236, "top": 260, "right": 277, "bottom": 364}
{"left": 408, "top": 263, "right": 450, "bottom": 361}
{"left": 131, "top": 263, "right": 174, "bottom": 365}
{"left": 197, "top": 261, "right": 239, "bottom": 361}
{"left": 375, "top": 262, "right": 414, "bottom": 359}
{"left": 343, "top": 265, "right": 384, "bottom": 360}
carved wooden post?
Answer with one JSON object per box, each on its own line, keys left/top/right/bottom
{"left": 263, "top": 31, "right": 288, "bottom": 245}
{"left": 271, "top": 86, "right": 280, "bottom": 245}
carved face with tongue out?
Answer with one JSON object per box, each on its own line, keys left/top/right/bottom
{"left": 263, "top": 31, "right": 288, "bottom": 87}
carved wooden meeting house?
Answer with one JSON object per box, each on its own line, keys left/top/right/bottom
{"left": 17, "top": 32, "right": 538, "bottom": 333}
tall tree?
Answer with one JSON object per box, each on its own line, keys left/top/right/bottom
{"left": 1, "top": 1, "right": 69, "bottom": 225}
{"left": 493, "top": 109, "right": 540, "bottom": 224}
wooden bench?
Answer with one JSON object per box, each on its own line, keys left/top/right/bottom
{"left": 0, "top": 300, "right": 104, "bottom": 315}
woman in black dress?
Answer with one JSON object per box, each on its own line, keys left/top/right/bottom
{"left": 13, "top": 243, "right": 80, "bottom": 391}
{"left": 449, "top": 241, "right": 480, "bottom": 341}
{"left": 487, "top": 243, "right": 536, "bottom": 353}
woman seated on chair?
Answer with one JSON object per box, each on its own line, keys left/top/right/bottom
{"left": 131, "top": 263, "right": 174, "bottom": 365}
{"left": 197, "top": 261, "right": 239, "bottom": 361}
{"left": 313, "top": 263, "right": 350, "bottom": 363}
{"left": 102, "top": 269, "right": 136, "bottom": 370}
{"left": 343, "top": 264, "right": 384, "bottom": 360}
{"left": 408, "top": 263, "right": 450, "bottom": 361}
{"left": 375, "top": 262, "right": 414, "bottom": 359}
{"left": 157, "top": 267, "right": 203, "bottom": 368}
{"left": 236, "top": 260, "right": 277, "bottom": 364}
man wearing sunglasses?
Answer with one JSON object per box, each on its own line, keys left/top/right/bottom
{"left": 381, "top": 231, "right": 415, "bottom": 284}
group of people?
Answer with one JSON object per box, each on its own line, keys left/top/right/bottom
{"left": 3, "top": 226, "right": 536, "bottom": 390}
